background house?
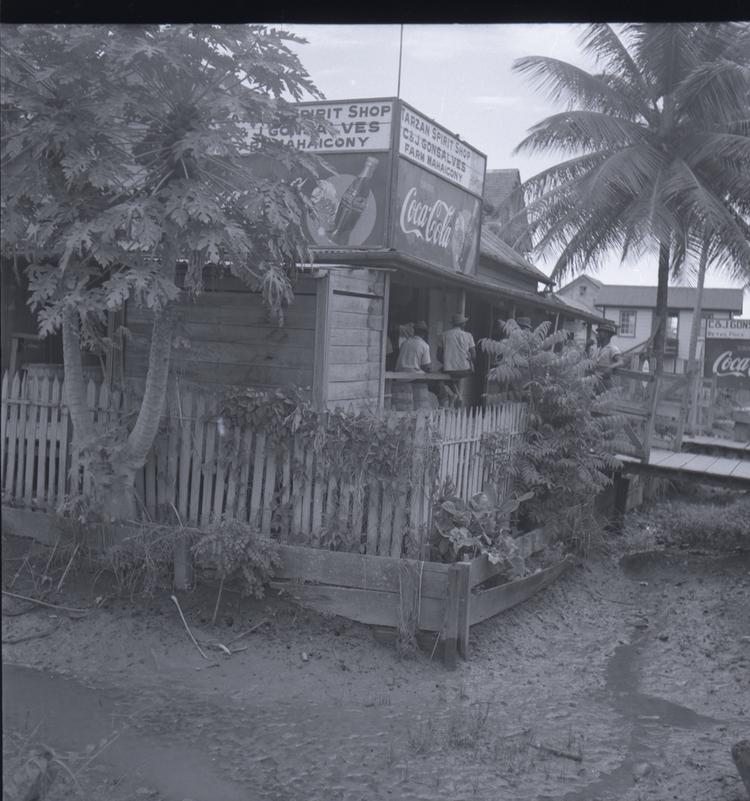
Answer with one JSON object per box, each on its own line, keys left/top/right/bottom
{"left": 557, "top": 276, "right": 744, "bottom": 372}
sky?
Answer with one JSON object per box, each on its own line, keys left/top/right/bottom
{"left": 279, "top": 23, "right": 750, "bottom": 316}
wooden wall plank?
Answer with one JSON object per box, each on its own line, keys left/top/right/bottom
{"left": 331, "top": 294, "right": 384, "bottom": 315}
{"left": 329, "top": 329, "right": 381, "bottom": 347}
{"left": 328, "top": 345, "right": 382, "bottom": 365}
{"left": 328, "top": 363, "right": 381, "bottom": 383}
{"left": 330, "top": 311, "right": 385, "bottom": 330}
{"left": 327, "top": 380, "right": 381, "bottom": 402}
{"left": 443, "top": 565, "right": 460, "bottom": 670}
{"left": 470, "top": 557, "right": 572, "bottom": 625}
{"left": 269, "top": 582, "right": 445, "bottom": 633}
{"left": 328, "top": 269, "right": 386, "bottom": 297}
{"left": 312, "top": 273, "right": 330, "bottom": 409}
{"left": 274, "top": 543, "right": 449, "bottom": 598}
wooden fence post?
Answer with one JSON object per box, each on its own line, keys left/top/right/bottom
{"left": 456, "top": 561, "right": 471, "bottom": 660}
{"left": 443, "top": 563, "right": 460, "bottom": 670}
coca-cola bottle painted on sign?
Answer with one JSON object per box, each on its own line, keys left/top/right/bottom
{"left": 457, "top": 201, "right": 480, "bottom": 273}
{"left": 330, "top": 157, "right": 379, "bottom": 245}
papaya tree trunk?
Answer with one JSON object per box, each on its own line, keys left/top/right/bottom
{"left": 653, "top": 242, "right": 671, "bottom": 375}
{"left": 61, "top": 305, "right": 96, "bottom": 444}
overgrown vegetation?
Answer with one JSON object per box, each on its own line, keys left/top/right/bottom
{"left": 629, "top": 492, "right": 750, "bottom": 552}
{"left": 220, "top": 386, "right": 441, "bottom": 486}
{"left": 192, "top": 517, "right": 281, "bottom": 625}
{"left": 431, "top": 483, "right": 532, "bottom": 574}
{"left": 481, "top": 320, "right": 624, "bottom": 547}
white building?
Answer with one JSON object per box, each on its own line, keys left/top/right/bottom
{"left": 556, "top": 276, "right": 744, "bottom": 372}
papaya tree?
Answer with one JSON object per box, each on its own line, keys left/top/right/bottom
{"left": 1, "top": 24, "right": 324, "bottom": 519}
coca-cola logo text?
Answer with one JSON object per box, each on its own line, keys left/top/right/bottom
{"left": 712, "top": 350, "right": 750, "bottom": 378}
{"left": 399, "top": 187, "right": 455, "bottom": 249}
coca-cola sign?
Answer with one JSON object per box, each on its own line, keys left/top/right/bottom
{"left": 704, "top": 338, "right": 750, "bottom": 388}
{"left": 399, "top": 188, "right": 455, "bottom": 249}
{"left": 393, "top": 159, "right": 480, "bottom": 275}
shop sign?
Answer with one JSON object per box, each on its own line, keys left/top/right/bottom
{"left": 292, "top": 152, "right": 390, "bottom": 248}
{"left": 392, "top": 158, "right": 481, "bottom": 275}
{"left": 704, "top": 336, "right": 750, "bottom": 388}
{"left": 250, "top": 99, "right": 393, "bottom": 153}
{"left": 398, "top": 102, "right": 486, "bottom": 196}
{"left": 706, "top": 318, "right": 750, "bottom": 340}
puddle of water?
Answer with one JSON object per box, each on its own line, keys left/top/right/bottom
{"left": 2, "top": 664, "right": 252, "bottom": 801}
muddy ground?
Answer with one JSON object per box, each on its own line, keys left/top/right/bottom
{"left": 3, "top": 492, "right": 750, "bottom": 801}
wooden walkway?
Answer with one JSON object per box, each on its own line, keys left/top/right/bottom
{"left": 682, "top": 435, "right": 750, "bottom": 457}
{"left": 619, "top": 447, "right": 750, "bottom": 488}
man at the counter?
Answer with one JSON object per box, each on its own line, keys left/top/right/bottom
{"left": 394, "top": 321, "right": 433, "bottom": 373}
{"left": 438, "top": 313, "right": 476, "bottom": 407}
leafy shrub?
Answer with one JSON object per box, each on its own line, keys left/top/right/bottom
{"left": 192, "top": 517, "right": 281, "bottom": 599}
{"left": 480, "top": 321, "right": 624, "bottom": 544}
{"left": 432, "top": 484, "right": 532, "bottom": 575}
{"left": 102, "top": 524, "right": 183, "bottom": 597}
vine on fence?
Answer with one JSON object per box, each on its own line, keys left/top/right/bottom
{"left": 219, "top": 386, "right": 442, "bottom": 489}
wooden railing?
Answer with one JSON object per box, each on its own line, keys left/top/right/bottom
{"left": 1, "top": 371, "right": 528, "bottom": 558}
{"left": 609, "top": 367, "right": 719, "bottom": 460}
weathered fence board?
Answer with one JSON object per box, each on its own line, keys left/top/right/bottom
{"left": 470, "top": 557, "right": 573, "bottom": 626}
{"left": 1, "top": 371, "right": 527, "bottom": 556}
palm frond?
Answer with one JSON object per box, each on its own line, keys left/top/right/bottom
{"left": 512, "top": 55, "right": 641, "bottom": 117}
{"left": 515, "top": 110, "right": 650, "bottom": 156}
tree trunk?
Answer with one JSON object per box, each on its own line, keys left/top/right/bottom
{"left": 686, "top": 240, "right": 709, "bottom": 433}
{"left": 61, "top": 306, "right": 96, "bottom": 445}
{"left": 652, "top": 242, "right": 671, "bottom": 375}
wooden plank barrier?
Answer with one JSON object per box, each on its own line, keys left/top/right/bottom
{"left": 1, "top": 371, "right": 529, "bottom": 558}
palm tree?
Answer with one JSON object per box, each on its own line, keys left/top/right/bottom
{"left": 505, "top": 23, "right": 750, "bottom": 372}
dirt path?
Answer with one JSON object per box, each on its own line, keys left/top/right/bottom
{"left": 3, "top": 521, "right": 749, "bottom": 801}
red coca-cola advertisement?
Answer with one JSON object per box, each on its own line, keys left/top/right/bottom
{"left": 704, "top": 337, "right": 750, "bottom": 388}
{"left": 392, "top": 159, "right": 481, "bottom": 275}
{"left": 292, "top": 152, "right": 391, "bottom": 248}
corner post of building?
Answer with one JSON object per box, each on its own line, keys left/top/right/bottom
{"left": 312, "top": 271, "right": 332, "bottom": 410}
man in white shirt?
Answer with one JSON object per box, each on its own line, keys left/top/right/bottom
{"left": 395, "top": 321, "right": 432, "bottom": 373}
{"left": 439, "top": 313, "right": 476, "bottom": 406}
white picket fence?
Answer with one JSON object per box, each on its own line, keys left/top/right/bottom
{"left": 1, "top": 371, "right": 527, "bottom": 557}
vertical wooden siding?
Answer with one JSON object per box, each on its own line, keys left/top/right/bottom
{"left": 324, "top": 269, "right": 388, "bottom": 412}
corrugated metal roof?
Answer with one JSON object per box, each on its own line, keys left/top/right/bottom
{"left": 482, "top": 169, "right": 533, "bottom": 255}
{"left": 479, "top": 228, "right": 552, "bottom": 285}
{"left": 483, "top": 169, "right": 522, "bottom": 212}
{"left": 595, "top": 285, "right": 743, "bottom": 311}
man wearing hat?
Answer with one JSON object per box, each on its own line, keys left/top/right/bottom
{"left": 515, "top": 316, "right": 533, "bottom": 331}
{"left": 395, "top": 321, "right": 432, "bottom": 373}
{"left": 438, "top": 313, "right": 476, "bottom": 407}
{"left": 593, "top": 320, "right": 623, "bottom": 387}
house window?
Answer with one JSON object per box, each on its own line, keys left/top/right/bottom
{"left": 666, "top": 311, "right": 679, "bottom": 351}
{"left": 579, "top": 285, "right": 587, "bottom": 297}
{"left": 618, "top": 310, "right": 637, "bottom": 337}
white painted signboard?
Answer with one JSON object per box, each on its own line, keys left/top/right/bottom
{"left": 398, "top": 103, "right": 486, "bottom": 197}
{"left": 706, "top": 319, "right": 750, "bottom": 340}
{"left": 249, "top": 100, "right": 393, "bottom": 153}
